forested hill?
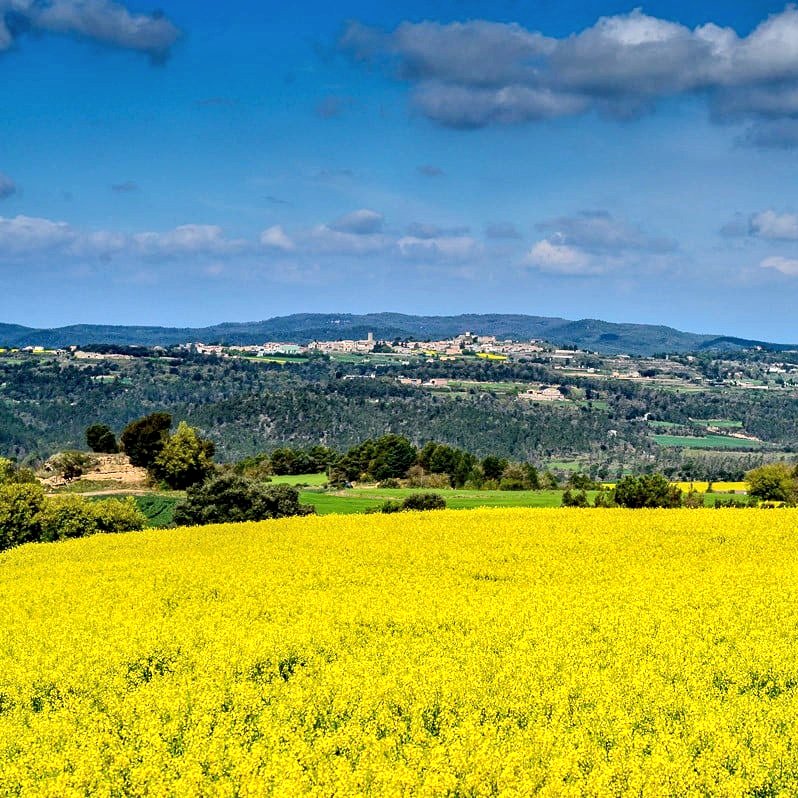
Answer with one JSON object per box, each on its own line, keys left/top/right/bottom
{"left": 0, "top": 313, "right": 793, "bottom": 355}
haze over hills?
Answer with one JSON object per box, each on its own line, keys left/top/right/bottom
{"left": 0, "top": 314, "right": 794, "bottom": 356}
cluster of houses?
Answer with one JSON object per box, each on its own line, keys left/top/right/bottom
{"left": 192, "top": 332, "right": 549, "bottom": 360}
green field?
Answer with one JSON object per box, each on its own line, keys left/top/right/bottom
{"left": 692, "top": 418, "right": 744, "bottom": 429}
{"left": 653, "top": 434, "right": 764, "bottom": 450}
{"left": 86, "top": 493, "right": 181, "bottom": 528}
{"left": 300, "top": 487, "right": 591, "bottom": 515}
{"left": 269, "top": 472, "right": 328, "bottom": 486}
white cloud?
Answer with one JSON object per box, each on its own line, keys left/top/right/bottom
{"left": 132, "top": 225, "right": 247, "bottom": 256}
{"left": 397, "top": 234, "right": 481, "bottom": 260}
{"left": 309, "top": 225, "right": 390, "bottom": 256}
{"left": 0, "top": 215, "right": 76, "bottom": 254}
{"left": 328, "top": 208, "right": 384, "bottom": 235}
{"left": 749, "top": 209, "right": 798, "bottom": 240}
{"left": 525, "top": 239, "right": 599, "bottom": 275}
{"left": 340, "top": 7, "right": 798, "bottom": 138}
{"left": 0, "top": 0, "right": 180, "bottom": 61}
{"left": 537, "top": 210, "right": 675, "bottom": 253}
{"left": 760, "top": 255, "right": 798, "bottom": 275}
{"left": 260, "top": 225, "right": 295, "bottom": 252}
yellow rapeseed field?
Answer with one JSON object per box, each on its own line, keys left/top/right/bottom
{"left": 2, "top": 508, "right": 798, "bottom": 796}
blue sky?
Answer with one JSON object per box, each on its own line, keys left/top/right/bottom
{"left": 2, "top": 0, "right": 798, "bottom": 339}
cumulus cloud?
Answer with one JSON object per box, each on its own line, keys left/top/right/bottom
{"left": 0, "top": 215, "right": 76, "bottom": 254}
{"left": 525, "top": 239, "right": 599, "bottom": 275}
{"left": 0, "top": 0, "right": 180, "bottom": 61}
{"left": 260, "top": 225, "right": 295, "bottom": 252}
{"left": 397, "top": 233, "right": 480, "bottom": 260}
{"left": 761, "top": 255, "right": 798, "bottom": 275}
{"left": 132, "top": 225, "right": 247, "bottom": 257}
{"left": 328, "top": 208, "right": 384, "bottom": 235}
{"left": 749, "top": 209, "right": 798, "bottom": 240}
{"left": 0, "top": 173, "right": 17, "bottom": 199}
{"left": 722, "top": 209, "right": 798, "bottom": 240}
{"left": 340, "top": 8, "right": 798, "bottom": 139}
{"left": 309, "top": 225, "right": 390, "bottom": 256}
{"left": 525, "top": 210, "right": 674, "bottom": 275}
{"left": 536, "top": 210, "right": 676, "bottom": 253}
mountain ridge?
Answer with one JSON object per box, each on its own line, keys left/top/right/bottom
{"left": 0, "top": 313, "right": 794, "bottom": 356}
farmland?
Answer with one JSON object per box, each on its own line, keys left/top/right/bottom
{"left": 2, "top": 508, "right": 798, "bottom": 795}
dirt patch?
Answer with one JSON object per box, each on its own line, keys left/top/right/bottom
{"left": 40, "top": 453, "right": 150, "bottom": 490}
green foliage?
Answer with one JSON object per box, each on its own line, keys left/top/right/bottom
{"left": 369, "top": 435, "right": 418, "bottom": 481}
{"left": 539, "top": 471, "right": 560, "bottom": 490}
{"left": 400, "top": 493, "right": 447, "bottom": 512}
{"left": 335, "top": 435, "right": 418, "bottom": 482}
{"left": 0, "top": 483, "right": 46, "bottom": 550}
{"left": 613, "top": 474, "right": 683, "bottom": 509}
{"left": 91, "top": 497, "right": 148, "bottom": 534}
{"left": 746, "top": 463, "right": 797, "bottom": 503}
{"left": 481, "top": 455, "right": 508, "bottom": 482}
{"left": 85, "top": 424, "right": 118, "bottom": 453}
{"left": 0, "top": 457, "right": 36, "bottom": 485}
{"left": 131, "top": 495, "right": 180, "bottom": 528}
{"left": 0, "top": 486, "right": 145, "bottom": 551}
{"left": 499, "top": 463, "right": 540, "bottom": 491}
{"left": 120, "top": 412, "right": 172, "bottom": 469}
{"left": 418, "top": 442, "right": 476, "bottom": 487}
{"left": 269, "top": 446, "right": 338, "bottom": 476}
{"left": 568, "top": 472, "right": 600, "bottom": 491}
{"left": 561, "top": 489, "right": 589, "bottom": 508}
{"left": 37, "top": 496, "right": 99, "bottom": 542}
{"left": 151, "top": 421, "right": 216, "bottom": 489}
{"left": 173, "top": 474, "right": 315, "bottom": 526}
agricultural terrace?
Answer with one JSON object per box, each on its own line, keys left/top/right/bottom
{"left": 1, "top": 508, "right": 798, "bottom": 795}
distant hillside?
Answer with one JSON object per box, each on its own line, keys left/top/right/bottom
{"left": 0, "top": 313, "right": 793, "bottom": 355}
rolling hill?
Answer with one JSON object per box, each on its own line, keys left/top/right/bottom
{"left": 0, "top": 313, "right": 793, "bottom": 355}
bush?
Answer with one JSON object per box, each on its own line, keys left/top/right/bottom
{"left": 91, "top": 497, "right": 148, "bottom": 533}
{"left": 173, "top": 474, "right": 315, "bottom": 526}
{"left": 378, "top": 501, "right": 403, "bottom": 514}
{"left": 746, "top": 463, "right": 796, "bottom": 503}
{"left": 401, "top": 493, "right": 446, "bottom": 512}
{"left": 562, "top": 489, "right": 589, "bottom": 507}
{"left": 0, "top": 457, "right": 36, "bottom": 485}
{"left": 0, "top": 487, "right": 146, "bottom": 551}
{"left": 0, "top": 483, "right": 46, "bottom": 550}
{"left": 613, "top": 474, "right": 682, "bottom": 509}
{"left": 405, "top": 470, "right": 450, "bottom": 489}
{"left": 37, "top": 496, "right": 99, "bottom": 542}
{"left": 120, "top": 412, "right": 172, "bottom": 469}
{"left": 85, "top": 424, "right": 118, "bottom": 454}
{"left": 377, "top": 478, "right": 401, "bottom": 489}
{"left": 593, "top": 490, "right": 616, "bottom": 508}
{"left": 151, "top": 421, "right": 216, "bottom": 489}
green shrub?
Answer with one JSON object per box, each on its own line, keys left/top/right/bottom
{"left": 85, "top": 424, "right": 118, "bottom": 454}
{"left": 613, "top": 474, "right": 682, "bottom": 509}
{"left": 561, "top": 489, "right": 589, "bottom": 507}
{"left": 92, "top": 497, "right": 147, "bottom": 533}
{"left": 0, "top": 483, "right": 46, "bottom": 550}
{"left": 401, "top": 493, "right": 446, "bottom": 512}
{"left": 37, "top": 496, "right": 99, "bottom": 542}
{"left": 746, "top": 464, "right": 796, "bottom": 503}
{"left": 173, "top": 474, "right": 315, "bottom": 526}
